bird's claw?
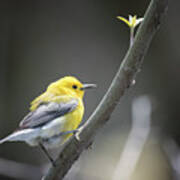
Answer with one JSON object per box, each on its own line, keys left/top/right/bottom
{"left": 74, "top": 126, "right": 83, "bottom": 141}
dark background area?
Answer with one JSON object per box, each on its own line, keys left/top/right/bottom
{"left": 0, "top": 0, "right": 179, "bottom": 179}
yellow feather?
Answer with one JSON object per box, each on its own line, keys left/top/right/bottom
{"left": 29, "top": 76, "right": 85, "bottom": 145}
{"left": 0, "top": 76, "right": 95, "bottom": 152}
{"left": 30, "top": 76, "right": 84, "bottom": 111}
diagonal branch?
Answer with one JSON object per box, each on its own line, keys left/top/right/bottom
{"left": 43, "top": 0, "right": 168, "bottom": 179}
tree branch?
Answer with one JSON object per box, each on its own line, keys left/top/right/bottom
{"left": 43, "top": 0, "right": 168, "bottom": 179}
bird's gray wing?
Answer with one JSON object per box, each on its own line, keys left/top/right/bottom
{"left": 19, "top": 99, "right": 78, "bottom": 129}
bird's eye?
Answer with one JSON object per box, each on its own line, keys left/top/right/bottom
{"left": 72, "top": 85, "right": 78, "bottom": 89}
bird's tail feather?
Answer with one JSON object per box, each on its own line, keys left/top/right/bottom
{"left": 0, "top": 136, "right": 10, "bottom": 144}
{"left": 0, "top": 129, "right": 40, "bottom": 144}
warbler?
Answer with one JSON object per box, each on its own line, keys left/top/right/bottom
{"left": 0, "top": 76, "right": 96, "bottom": 166}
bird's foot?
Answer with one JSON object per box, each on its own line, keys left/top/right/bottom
{"left": 74, "top": 126, "right": 84, "bottom": 141}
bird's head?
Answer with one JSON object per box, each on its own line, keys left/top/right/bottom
{"left": 47, "top": 76, "right": 96, "bottom": 99}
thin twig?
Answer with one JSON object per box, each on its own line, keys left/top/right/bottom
{"left": 43, "top": 0, "right": 168, "bottom": 179}
{"left": 130, "top": 27, "right": 134, "bottom": 47}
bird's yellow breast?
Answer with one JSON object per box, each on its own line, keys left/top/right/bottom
{"left": 61, "top": 99, "right": 84, "bottom": 143}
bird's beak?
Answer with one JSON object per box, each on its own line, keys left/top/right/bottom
{"left": 81, "top": 84, "right": 97, "bottom": 90}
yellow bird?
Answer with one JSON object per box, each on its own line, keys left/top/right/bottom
{"left": 0, "top": 76, "right": 96, "bottom": 166}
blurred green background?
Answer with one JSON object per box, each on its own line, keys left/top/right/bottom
{"left": 0, "top": 0, "right": 179, "bottom": 179}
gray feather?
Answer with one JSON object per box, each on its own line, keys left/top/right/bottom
{"left": 0, "top": 128, "right": 40, "bottom": 145}
{"left": 19, "top": 99, "right": 78, "bottom": 129}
